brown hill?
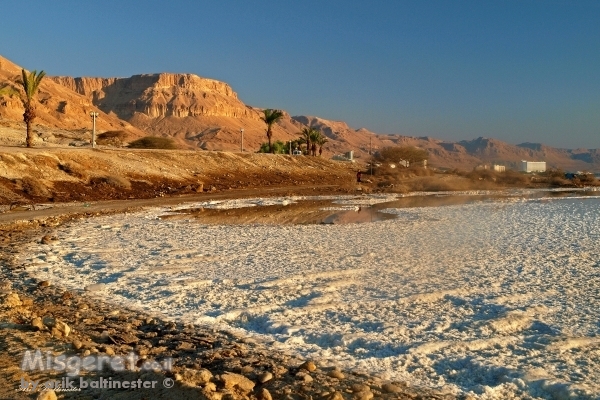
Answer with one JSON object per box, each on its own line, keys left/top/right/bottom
{"left": 0, "top": 56, "right": 146, "bottom": 147}
{"left": 50, "top": 73, "right": 304, "bottom": 151}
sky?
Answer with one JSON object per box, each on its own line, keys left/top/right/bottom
{"left": 1, "top": 0, "right": 599, "bottom": 148}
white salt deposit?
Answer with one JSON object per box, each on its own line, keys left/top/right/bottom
{"left": 22, "top": 195, "right": 600, "bottom": 399}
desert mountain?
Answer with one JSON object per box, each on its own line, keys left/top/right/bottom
{"left": 50, "top": 73, "right": 304, "bottom": 151}
{"left": 0, "top": 54, "right": 598, "bottom": 171}
{"left": 0, "top": 55, "right": 146, "bottom": 146}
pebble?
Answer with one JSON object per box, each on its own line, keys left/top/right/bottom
{"left": 300, "top": 360, "right": 317, "bottom": 372}
{"left": 36, "top": 389, "right": 57, "bottom": 400}
{"left": 31, "top": 317, "right": 45, "bottom": 331}
{"left": 328, "top": 392, "right": 345, "bottom": 400}
{"left": 381, "top": 383, "right": 403, "bottom": 393}
{"left": 327, "top": 369, "right": 345, "bottom": 380}
{"left": 257, "top": 388, "right": 273, "bottom": 400}
{"left": 258, "top": 371, "right": 273, "bottom": 383}
{"left": 2, "top": 292, "right": 22, "bottom": 307}
{"left": 220, "top": 372, "right": 255, "bottom": 394}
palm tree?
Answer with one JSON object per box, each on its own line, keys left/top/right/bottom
{"left": 261, "top": 109, "right": 284, "bottom": 153}
{"left": 299, "top": 127, "right": 316, "bottom": 155}
{"left": 309, "top": 130, "right": 322, "bottom": 156}
{"left": 316, "top": 135, "right": 329, "bottom": 156}
{"left": 17, "top": 69, "right": 46, "bottom": 148}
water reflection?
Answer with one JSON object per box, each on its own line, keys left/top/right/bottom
{"left": 160, "top": 190, "right": 599, "bottom": 225}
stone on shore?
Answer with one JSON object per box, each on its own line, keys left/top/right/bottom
{"left": 220, "top": 372, "right": 255, "bottom": 393}
{"left": 2, "top": 292, "right": 22, "bottom": 307}
{"left": 300, "top": 360, "right": 317, "bottom": 372}
{"left": 382, "top": 383, "right": 403, "bottom": 393}
{"left": 257, "top": 388, "right": 273, "bottom": 400}
{"left": 31, "top": 316, "right": 45, "bottom": 331}
{"left": 327, "top": 369, "right": 345, "bottom": 380}
{"left": 179, "top": 368, "right": 213, "bottom": 387}
{"left": 36, "top": 389, "right": 57, "bottom": 400}
{"left": 258, "top": 371, "right": 273, "bottom": 383}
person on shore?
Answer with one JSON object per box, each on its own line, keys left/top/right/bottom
{"left": 356, "top": 171, "right": 362, "bottom": 183}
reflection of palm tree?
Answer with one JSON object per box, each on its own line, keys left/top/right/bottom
{"left": 17, "top": 69, "right": 46, "bottom": 148}
{"left": 261, "top": 109, "right": 284, "bottom": 153}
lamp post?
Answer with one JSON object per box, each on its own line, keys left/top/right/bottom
{"left": 89, "top": 111, "right": 99, "bottom": 148}
{"left": 369, "top": 135, "right": 373, "bottom": 175}
{"left": 240, "top": 128, "right": 244, "bottom": 152}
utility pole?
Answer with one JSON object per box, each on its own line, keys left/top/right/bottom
{"left": 89, "top": 112, "right": 99, "bottom": 148}
{"left": 240, "top": 128, "right": 244, "bottom": 152}
{"left": 369, "top": 135, "right": 373, "bottom": 175}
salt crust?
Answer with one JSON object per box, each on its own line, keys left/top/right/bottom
{"left": 22, "top": 192, "right": 600, "bottom": 399}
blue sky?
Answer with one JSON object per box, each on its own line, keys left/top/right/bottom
{"left": 1, "top": 1, "right": 599, "bottom": 148}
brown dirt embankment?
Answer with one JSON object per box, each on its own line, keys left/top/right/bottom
{"left": 0, "top": 146, "right": 359, "bottom": 206}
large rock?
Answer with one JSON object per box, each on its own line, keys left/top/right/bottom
{"left": 220, "top": 372, "right": 255, "bottom": 393}
{"left": 2, "top": 292, "right": 22, "bottom": 307}
{"left": 178, "top": 368, "right": 213, "bottom": 387}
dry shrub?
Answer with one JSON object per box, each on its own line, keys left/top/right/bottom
{"left": 550, "top": 177, "right": 571, "bottom": 186}
{"left": 406, "top": 176, "right": 474, "bottom": 192}
{"left": 374, "top": 146, "right": 428, "bottom": 165}
{"left": 19, "top": 176, "right": 50, "bottom": 198}
{"left": 58, "top": 161, "right": 88, "bottom": 179}
{"left": 495, "top": 170, "right": 530, "bottom": 186}
{"left": 128, "top": 136, "right": 178, "bottom": 149}
{"left": 90, "top": 175, "right": 131, "bottom": 190}
{"left": 374, "top": 165, "right": 433, "bottom": 179}
{"left": 465, "top": 170, "right": 530, "bottom": 186}
{"left": 97, "top": 131, "right": 129, "bottom": 147}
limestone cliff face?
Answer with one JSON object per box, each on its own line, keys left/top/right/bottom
{"left": 51, "top": 73, "right": 261, "bottom": 121}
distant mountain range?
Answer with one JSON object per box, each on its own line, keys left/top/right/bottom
{"left": 0, "top": 54, "right": 598, "bottom": 171}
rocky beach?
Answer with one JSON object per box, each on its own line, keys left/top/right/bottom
{"left": 0, "top": 194, "right": 457, "bottom": 400}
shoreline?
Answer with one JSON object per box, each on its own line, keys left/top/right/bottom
{"left": 0, "top": 189, "right": 458, "bottom": 400}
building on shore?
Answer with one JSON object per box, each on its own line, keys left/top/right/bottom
{"left": 520, "top": 160, "right": 546, "bottom": 173}
{"left": 492, "top": 165, "right": 506, "bottom": 172}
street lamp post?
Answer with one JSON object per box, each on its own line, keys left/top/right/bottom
{"left": 369, "top": 135, "right": 373, "bottom": 175}
{"left": 89, "top": 111, "right": 99, "bottom": 148}
{"left": 240, "top": 128, "right": 244, "bottom": 152}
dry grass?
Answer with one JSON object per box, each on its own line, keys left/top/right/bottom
{"left": 128, "top": 136, "right": 178, "bottom": 149}
{"left": 19, "top": 176, "right": 51, "bottom": 198}
{"left": 90, "top": 175, "right": 132, "bottom": 190}
{"left": 97, "top": 130, "right": 129, "bottom": 147}
{"left": 58, "top": 161, "right": 88, "bottom": 180}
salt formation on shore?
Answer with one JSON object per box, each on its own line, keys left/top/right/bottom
{"left": 23, "top": 195, "right": 600, "bottom": 399}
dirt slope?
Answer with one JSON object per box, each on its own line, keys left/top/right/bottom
{"left": 0, "top": 146, "right": 357, "bottom": 206}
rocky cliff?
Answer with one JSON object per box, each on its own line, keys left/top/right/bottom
{"left": 51, "top": 73, "right": 260, "bottom": 120}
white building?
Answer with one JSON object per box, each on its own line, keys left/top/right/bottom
{"left": 520, "top": 160, "right": 546, "bottom": 173}
{"left": 493, "top": 165, "right": 506, "bottom": 172}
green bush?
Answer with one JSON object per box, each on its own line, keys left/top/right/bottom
{"left": 258, "top": 140, "right": 287, "bottom": 154}
{"left": 128, "top": 136, "right": 177, "bottom": 149}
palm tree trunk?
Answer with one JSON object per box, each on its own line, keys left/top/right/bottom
{"left": 267, "top": 128, "right": 273, "bottom": 153}
{"left": 26, "top": 122, "right": 33, "bottom": 148}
